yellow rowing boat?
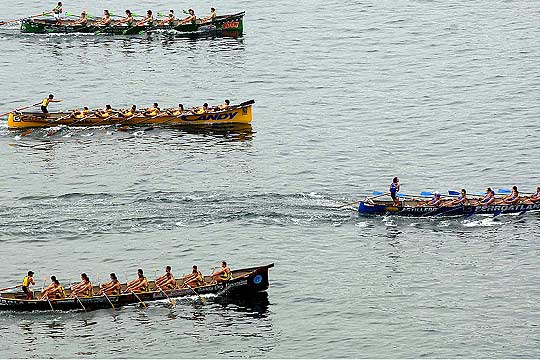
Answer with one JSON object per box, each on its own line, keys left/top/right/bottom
{"left": 7, "top": 100, "right": 254, "bottom": 129}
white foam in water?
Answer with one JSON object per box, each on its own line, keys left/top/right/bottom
{"left": 463, "top": 217, "right": 498, "bottom": 227}
{"left": 355, "top": 222, "right": 369, "bottom": 228}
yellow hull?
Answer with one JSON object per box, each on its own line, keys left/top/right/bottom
{"left": 7, "top": 101, "right": 253, "bottom": 129}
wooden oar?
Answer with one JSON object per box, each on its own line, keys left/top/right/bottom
{"left": 184, "top": 283, "right": 206, "bottom": 304}
{"left": 0, "top": 103, "right": 40, "bottom": 117}
{"left": 156, "top": 285, "right": 176, "bottom": 307}
{"left": 43, "top": 295, "right": 55, "bottom": 311}
{"left": 337, "top": 191, "right": 390, "bottom": 208}
{"left": 0, "top": 12, "right": 51, "bottom": 26}
{"left": 129, "top": 290, "right": 147, "bottom": 308}
{"left": 0, "top": 284, "right": 21, "bottom": 292}
{"left": 72, "top": 294, "right": 87, "bottom": 312}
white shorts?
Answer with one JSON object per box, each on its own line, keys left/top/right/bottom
{"left": 54, "top": 13, "right": 61, "bottom": 20}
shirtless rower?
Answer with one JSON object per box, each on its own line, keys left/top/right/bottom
{"left": 181, "top": 265, "right": 205, "bottom": 288}
{"left": 218, "top": 99, "right": 230, "bottom": 110}
{"left": 98, "top": 10, "right": 112, "bottom": 26}
{"left": 40, "top": 276, "right": 65, "bottom": 300}
{"left": 137, "top": 10, "right": 154, "bottom": 26}
{"left": 71, "top": 11, "right": 88, "bottom": 26}
{"left": 211, "top": 261, "right": 232, "bottom": 283}
{"left": 202, "top": 8, "right": 216, "bottom": 23}
{"left": 179, "top": 9, "right": 196, "bottom": 25}
{"left": 154, "top": 266, "right": 177, "bottom": 290}
{"left": 125, "top": 269, "right": 149, "bottom": 293}
{"left": 70, "top": 273, "right": 93, "bottom": 298}
{"left": 116, "top": 10, "right": 135, "bottom": 27}
{"left": 159, "top": 10, "right": 175, "bottom": 26}
{"left": 98, "top": 273, "right": 122, "bottom": 296}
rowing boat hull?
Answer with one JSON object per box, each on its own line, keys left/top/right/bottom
{"left": 0, "top": 264, "right": 273, "bottom": 312}
{"left": 358, "top": 200, "right": 540, "bottom": 217}
{"left": 20, "top": 12, "right": 244, "bottom": 36}
{"left": 7, "top": 101, "right": 253, "bottom": 129}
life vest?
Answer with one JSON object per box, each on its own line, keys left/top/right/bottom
{"left": 219, "top": 270, "right": 232, "bottom": 281}
{"left": 83, "top": 282, "right": 93, "bottom": 297}
{"left": 55, "top": 286, "right": 66, "bottom": 299}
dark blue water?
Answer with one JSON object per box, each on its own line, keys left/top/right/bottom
{"left": 1, "top": 0, "right": 539, "bottom": 357}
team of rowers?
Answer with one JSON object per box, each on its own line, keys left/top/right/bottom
{"left": 48, "top": 2, "right": 217, "bottom": 27}
{"left": 388, "top": 177, "right": 540, "bottom": 208}
{"left": 18, "top": 261, "right": 232, "bottom": 300}
{"left": 39, "top": 94, "right": 232, "bottom": 118}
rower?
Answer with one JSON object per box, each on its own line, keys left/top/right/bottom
{"left": 70, "top": 273, "right": 93, "bottom": 298}
{"left": 98, "top": 10, "right": 112, "bottom": 26}
{"left": 211, "top": 261, "right": 232, "bottom": 283}
{"left": 99, "top": 273, "right": 122, "bottom": 296}
{"left": 73, "top": 106, "right": 90, "bottom": 119}
{"left": 477, "top": 187, "right": 496, "bottom": 206}
{"left": 202, "top": 7, "right": 216, "bottom": 23}
{"left": 21, "top": 271, "right": 35, "bottom": 300}
{"left": 53, "top": 2, "right": 63, "bottom": 25}
{"left": 446, "top": 189, "right": 469, "bottom": 206}
{"left": 137, "top": 10, "right": 154, "bottom": 26}
{"left": 155, "top": 266, "right": 177, "bottom": 290}
{"left": 40, "top": 276, "right": 65, "bottom": 300}
{"left": 169, "top": 103, "right": 184, "bottom": 116}
{"left": 159, "top": 10, "right": 175, "bottom": 26}
{"left": 40, "top": 94, "right": 62, "bottom": 118}
{"left": 389, "top": 177, "right": 400, "bottom": 206}
{"left": 145, "top": 103, "right": 160, "bottom": 116}
{"left": 418, "top": 192, "right": 442, "bottom": 207}
{"left": 218, "top": 99, "right": 230, "bottom": 110}
{"left": 195, "top": 103, "right": 209, "bottom": 114}
{"left": 125, "top": 269, "right": 149, "bottom": 293}
{"left": 182, "top": 265, "right": 205, "bottom": 288}
{"left": 121, "top": 105, "right": 137, "bottom": 117}
{"left": 524, "top": 186, "right": 540, "bottom": 204}
{"left": 96, "top": 104, "right": 114, "bottom": 118}
{"left": 179, "top": 9, "right": 196, "bottom": 25}
{"left": 71, "top": 11, "right": 88, "bottom": 26}
{"left": 499, "top": 185, "right": 520, "bottom": 204}
{"left": 117, "top": 10, "right": 135, "bottom": 27}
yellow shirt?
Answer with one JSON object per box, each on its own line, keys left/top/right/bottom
{"left": 42, "top": 98, "right": 50, "bottom": 106}
{"left": 22, "top": 276, "right": 32, "bottom": 287}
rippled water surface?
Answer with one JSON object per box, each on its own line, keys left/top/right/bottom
{"left": 1, "top": 0, "right": 539, "bottom": 357}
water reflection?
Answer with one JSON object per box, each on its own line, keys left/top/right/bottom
{"left": 216, "top": 292, "right": 270, "bottom": 318}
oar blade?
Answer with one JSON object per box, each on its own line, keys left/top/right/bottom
{"left": 497, "top": 188, "right": 511, "bottom": 194}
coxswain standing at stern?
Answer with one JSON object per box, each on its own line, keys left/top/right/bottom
{"left": 41, "top": 94, "right": 62, "bottom": 118}
{"left": 21, "top": 271, "right": 35, "bottom": 300}
{"left": 53, "top": 2, "right": 63, "bottom": 25}
{"left": 389, "top": 177, "right": 400, "bottom": 206}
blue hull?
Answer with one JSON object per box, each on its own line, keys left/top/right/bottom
{"left": 358, "top": 201, "right": 540, "bottom": 217}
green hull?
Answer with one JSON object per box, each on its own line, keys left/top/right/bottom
{"left": 20, "top": 12, "right": 244, "bottom": 36}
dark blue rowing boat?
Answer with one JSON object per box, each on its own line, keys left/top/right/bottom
{"left": 358, "top": 199, "right": 540, "bottom": 217}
